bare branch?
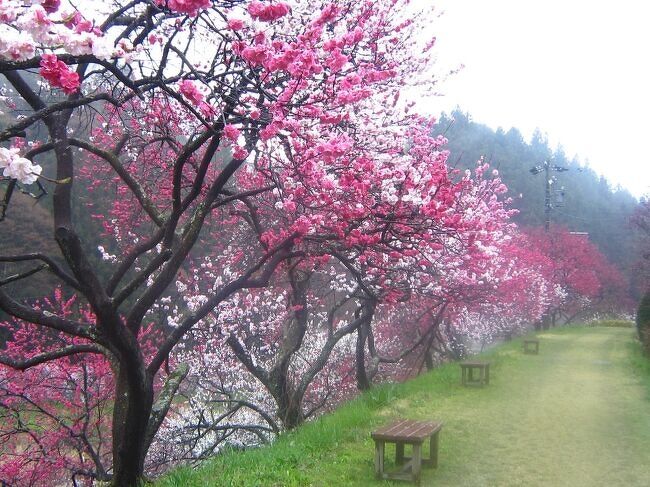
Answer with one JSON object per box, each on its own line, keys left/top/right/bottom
{"left": 0, "top": 253, "right": 81, "bottom": 290}
{"left": 113, "top": 249, "right": 172, "bottom": 306}
{"left": 0, "top": 264, "right": 47, "bottom": 286}
{"left": 0, "top": 94, "right": 119, "bottom": 143}
{"left": 0, "top": 344, "right": 103, "bottom": 371}
{"left": 107, "top": 228, "right": 165, "bottom": 295}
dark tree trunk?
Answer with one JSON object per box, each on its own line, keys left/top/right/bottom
{"left": 111, "top": 362, "right": 153, "bottom": 486}
{"left": 423, "top": 349, "right": 434, "bottom": 371}
{"left": 275, "top": 387, "right": 303, "bottom": 430}
{"left": 271, "top": 269, "right": 309, "bottom": 429}
{"left": 355, "top": 321, "right": 371, "bottom": 391}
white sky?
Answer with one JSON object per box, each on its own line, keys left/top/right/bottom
{"left": 421, "top": 0, "right": 650, "bottom": 198}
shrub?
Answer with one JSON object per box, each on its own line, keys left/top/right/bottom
{"left": 636, "top": 290, "right": 650, "bottom": 355}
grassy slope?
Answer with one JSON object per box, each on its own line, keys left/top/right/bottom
{"left": 157, "top": 326, "right": 650, "bottom": 487}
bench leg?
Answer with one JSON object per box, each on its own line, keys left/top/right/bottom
{"left": 374, "top": 440, "right": 385, "bottom": 479}
{"left": 396, "top": 442, "right": 405, "bottom": 465}
{"left": 412, "top": 443, "right": 422, "bottom": 484}
{"left": 430, "top": 432, "right": 439, "bottom": 468}
{"left": 485, "top": 364, "right": 490, "bottom": 385}
{"left": 461, "top": 366, "right": 466, "bottom": 385}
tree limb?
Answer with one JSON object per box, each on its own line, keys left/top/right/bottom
{"left": 68, "top": 138, "right": 164, "bottom": 227}
{"left": 0, "top": 344, "right": 103, "bottom": 371}
{"left": 0, "top": 253, "right": 81, "bottom": 291}
{"left": 144, "top": 363, "right": 189, "bottom": 453}
{"left": 0, "top": 288, "right": 95, "bottom": 340}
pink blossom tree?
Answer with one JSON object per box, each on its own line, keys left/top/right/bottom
{"left": 0, "top": 1, "right": 445, "bottom": 484}
{"left": 525, "top": 226, "right": 630, "bottom": 327}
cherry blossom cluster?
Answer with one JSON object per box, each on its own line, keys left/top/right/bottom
{"left": 0, "top": 1, "right": 127, "bottom": 65}
{"left": 39, "top": 53, "right": 80, "bottom": 93}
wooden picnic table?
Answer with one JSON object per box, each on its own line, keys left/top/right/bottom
{"left": 523, "top": 339, "right": 540, "bottom": 354}
{"left": 371, "top": 418, "right": 442, "bottom": 484}
{"left": 460, "top": 361, "right": 490, "bottom": 386}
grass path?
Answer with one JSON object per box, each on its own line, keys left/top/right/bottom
{"left": 159, "top": 327, "right": 650, "bottom": 486}
{"left": 428, "top": 327, "right": 650, "bottom": 486}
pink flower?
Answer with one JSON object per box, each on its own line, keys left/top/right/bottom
{"left": 198, "top": 102, "right": 216, "bottom": 118}
{"left": 248, "top": 1, "right": 290, "bottom": 22}
{"left": 168, "top": 0, "right": 211, "bottom": 15}
{"left": 327, "top": 48, "right": 348, "bottom": 73}
{"left": 39, "top": 54, "right": 80, "bottom": 94}
{"left": 39, "top": 54, "right": 62, "bottom": 83}
{"left": 2, "top": 40, "right": 36, "bottom": 61}
{"left": 58, "top": 70, "right": 81, "bottom": 94}
{"left": 223, "top": 124, "right": 241, "bottom": 141}
{"left": 75, "top": 19, "right": 94, "bottom": 34}
{"left": 232, "top": 145, "right": 248, "bottom": 160}
{"left": 41, "top": 0, "right": 61, "bottom": 13}
{"left": 240, "top": 45, "right": 269, "bottom": 65}
{"left": 292, "top": 215, "right": 312, "bottom": 235}
{"left": 178, "top": 79, "right": 204, "bottom": 105}
{"left": 259, "top": 122, "right": 281, "bottom": 141}
{"left": 227, "top": 17, "right": 246, "bottom": 30}
{"left": 313, "top": 4, "right": 339, "bottom": 26}
{"left": 283, "top": 200, "right": 296, "bottom": 212}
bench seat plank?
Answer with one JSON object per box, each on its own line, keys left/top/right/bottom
{"left": 371, "top": 419, "right": 442, "bottom": 443}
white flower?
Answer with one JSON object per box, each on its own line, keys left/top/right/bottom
{"left": 91, "top": 36, "right": 116, "bottom": 61}
{"left": 1, "top": 148, "right": 42, "bottom": 184}
{"left": 4, "top": 156, "right": 42, "bottom": 184}
{"left": 0, "top": 147, "right": 18, "bottom": 169}
{"left": 0, "top": 26, "right": 36, "bottom": 61}
{"left": 61, "top": 31, "right": 94, "bottom": 56}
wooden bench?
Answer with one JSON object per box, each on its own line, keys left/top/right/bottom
{"left": 460, "top": 361, "right": 490, "bottom": 386}
{"left": 523, "top": 339, "right": 539, "bottom": 354}
{"left": 371, "top": 418, "right": 442, "bottom": 484}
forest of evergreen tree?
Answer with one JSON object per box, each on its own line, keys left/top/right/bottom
{"left": 433, "top": 109, "right": 645, "bottom": 300}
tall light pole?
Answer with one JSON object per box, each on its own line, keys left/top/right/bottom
{"left": 530, "top": 160, "right": 569, "bottom": 232}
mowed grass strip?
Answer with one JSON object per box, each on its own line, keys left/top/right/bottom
{"left": 157, "top": 326, "right": 650, "bottom": 487}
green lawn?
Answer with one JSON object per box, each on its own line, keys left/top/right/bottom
{"left": 157, "top": 326, "right": 650, "bottom": 486}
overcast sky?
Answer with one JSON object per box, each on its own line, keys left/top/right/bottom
{"left": 422, "top": 0, "right": 650, "bottom": 198}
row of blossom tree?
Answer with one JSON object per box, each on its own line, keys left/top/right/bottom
{"left": 0, "top": 1, "right": 630, "bottom": 486}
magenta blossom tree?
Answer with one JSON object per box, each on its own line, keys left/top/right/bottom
{"left": 526, "top": 226, "right": 630, "bottom": 326}
{"left": 0, "top": 290, "right": 114, "bottom": 486}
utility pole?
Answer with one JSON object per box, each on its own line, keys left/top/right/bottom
{"left": 530, "top": 160, "right": 569, "bottom": 232}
